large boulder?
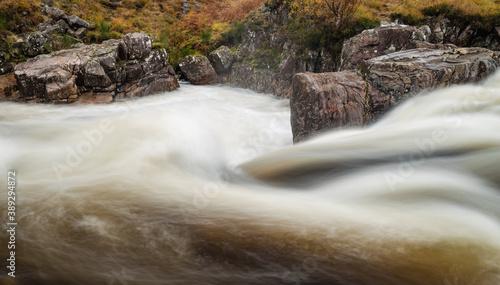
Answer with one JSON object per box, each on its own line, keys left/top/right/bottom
{"left": 208, "top": 46, "right": 234, "bottom": 74}
{"left": 178, "top": 55, "right": 218, "bottom": 85}
{"left": 290, "top": 71, "right": 380, "bottom": 142}
{"left": 363, "top": 47, "right": 500, "bottom": 120}
{"left": 339, "top": 24, "right": 456, "bottom": 71}
{"left": 12, "top": 33, "right": 178, "bottom": 104}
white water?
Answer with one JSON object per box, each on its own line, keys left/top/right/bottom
{"left": 1, "top": 74, "right": 500, "bottom": 284}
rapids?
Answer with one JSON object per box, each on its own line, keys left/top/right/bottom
{"left": 1, "top": 73, "right": 500, "bottom": 284}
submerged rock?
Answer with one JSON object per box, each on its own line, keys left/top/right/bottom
{"left": 12, "top": 33, "right": 179, "bottom": 104}
{"left": 178, "top": 55, "right": 218, "bottom": 85}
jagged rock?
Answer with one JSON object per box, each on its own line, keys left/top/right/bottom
{"left": 178, "top": 55, "right": 218, "bottom": 85}
{"left": 339, "top": 25, "right": 428, "bottom": 71}
{"left": 67, "top": 15, "right": 92, "bottom": 30}
{"left": 208, "top": 46, "right": 234, "bottom": 74}
{"left": 12, "top": 33, "right": 178, "bottom": 104}
{"left": 122, "top": 33, "right": 152, "bottom": 60}
{"left": 363, "top": 47, "right": 500, "bottom": 120}
{"left": 290, "top": 71, "right": 380, "bottom": 142}
{"left": 23, "top": 32, "right": 49, "bottom": 57}
{"left": 180, "top": 0, "right": 190, "bottom": 14}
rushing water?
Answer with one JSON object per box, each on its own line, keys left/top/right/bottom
{"left": 1, "top": 73, "right": 500, "bottom": 285}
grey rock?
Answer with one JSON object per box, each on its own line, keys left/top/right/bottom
{"left": 208, "top": 46, "right": 234, "bottom": 74}
{"left": 43, "top": 6, "right": 65, "bottom": 20}
{"left": 23, "top": 32, "right": 49, "bottom": 57}
{"left": 74, "top": 27, "right": 87, "bottom": 38}
{"left": 12, "top": 33, "right": 179, "bottom": 104}
{"left": 178, "top": 55, "right": 218, "bottom": 85}
{"left": 122, "top": 33, "right": 152, "bottom": 60}
{"left": 67, "top": 15, "right": 92, "bottom": 30}
{"left": 180, "top": 0, "right": 190, "bottom": 14}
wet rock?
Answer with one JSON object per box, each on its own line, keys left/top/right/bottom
{"left": 290, "top": 71, "right": 379, "bottom": 142}
{"left": 208, "top": 46, "right": 234, "bottom": 74}
{"left": 363, "top": 47, "right": 500, "bottom": 120}
{"left": 12, "top": 33, "right": 178, "bottom": 104}
{"left": 178, "top": 55, "right": 218, "bottom": 85}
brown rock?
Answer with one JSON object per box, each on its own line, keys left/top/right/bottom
{"left": 178, "top": 55, "right": 218, "bottom": 85}
{"left": 0, "top": 73, "right": 18, "bottom": 101}
{"left": 290, "top": 72, "right": 378, "bottom": 142}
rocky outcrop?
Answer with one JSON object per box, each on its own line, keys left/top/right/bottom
{"left": 12, "top": 33, "right": 178, "bottom": 104}
{"left": 178, "top": 55, "right": 218, "bottom": 85}
{"left": 363, "top": 47, "right": 500, "bottom": 120}
{"left": 19, "top": 5, "right": 92, "bottom": 58}
{"left": 225, "top": 6, "right": 336, "bottom": 97}
{"left": 208, "top": 46, "right": 234, "bottom": 74}
{"left": 339, "top": 24, "right": 456, "bottom": 71}
{"left": 291, "top": 71, "right": 376, "bottom": 142}
{"left": 291, "top": 47, "right": 500, "bottom": 142}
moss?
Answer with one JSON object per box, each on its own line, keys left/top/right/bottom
{"left": 152, "top": 42, "right": 165, "bottom": 50}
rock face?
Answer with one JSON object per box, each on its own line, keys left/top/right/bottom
{"left": 339, "top": 24, "right": 456, "bottom": 71}
{"left": 208, "top": 46, "right": 234, "bottom": 74}
{"left": 363, "top": 47, "right": 500, "bottom": 120}
{"left": 225, "top": 5, "right": 336, "bottom": 97}
{"left": 178, "top": 55, "right": 218, "bottom": 85}
{"left": 12, "top": 33, "right": 178, "bottom": 103}
{"left": 291, "top": 47, "right": 500, "bottom": 142}
{"left": 291, "top": 72, "right": 377, "bottom": 142}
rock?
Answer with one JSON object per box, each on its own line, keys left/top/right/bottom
{"left": 363, "top": 47, "right": 500, "bottom": 120}
{"left": 180, "top": 0, "right": 190, "bottom": 14}
{"left": 122, "top": 33, "right": 152, "bottom": 60}
{"left": 42, "top": 6, "right": 65, "bottom": 20}
{"left": 23, "top": 32, "right": 49, "bottom": 57}
{"left": 80, "top": 60, "right": 112, "bottom": 88}
{"left": 0, "top": 64, "right": 14, "bottom": 75}
{"left": 74, "top": 27, "right": 87, "bottom": 38}
{"left": 339, "top": 25, "right": 428, "bottom": 71}
{"left": 178, "top": 55, "right": 218, "bottom": 85}
{"left": 290, "top": 71, "right": 379, "bottom": 142}
{"left": 42, "top": 0, "right": 54, "bottom": 6}
{"left": 208, "top": 46, "right": 234, "bottom": 74}
{"left": 0, "top": 73, "right": 19, "bottom": 100}
{"left": 67, "top": 15, "right": 92, "bottom": 30}
{"left": 12, "top": 33, "right": 178, "bottom": 104}
{"left": 418, "top": 25, "right": 432, "bottom": 41}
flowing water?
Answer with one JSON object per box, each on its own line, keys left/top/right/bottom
{"left": 1, "top": 73, "right": 500, "bottom": 285}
